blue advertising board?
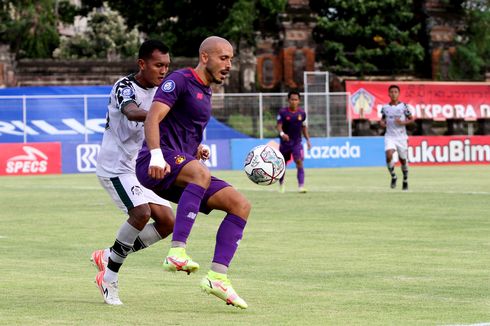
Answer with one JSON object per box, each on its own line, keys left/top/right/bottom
{"left": 62, "top": 139, "right": 231, "bottom": 174}
{"left": 0, "top": 86, "right": 248, "bottom": 143}
{"left": 231, "top": 137, "right": 386, "bottom": 169}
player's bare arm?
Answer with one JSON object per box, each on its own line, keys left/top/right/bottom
{"left": 302, "top": 126, "right": 312, "bottom": 150}
{"left": 145, "top": 101, "right": 171, "bottom": 179}
{"left": 121, "top": 102, "right": 148, "bottom": 122}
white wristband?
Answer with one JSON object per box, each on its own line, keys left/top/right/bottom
{"left": 149, "top": 148, "right": 167, "bottom": 169}
{"left": 280, "top": 131, "right": 285, "bottom": 137}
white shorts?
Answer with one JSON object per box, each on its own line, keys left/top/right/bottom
{"left": 384, "top": 137, "right": 408, "bottom": 160}
{"left": 98, "top": 174, "right": 171, "bottom": 213}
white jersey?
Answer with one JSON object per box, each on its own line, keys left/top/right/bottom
{"left": 96, "top": 74, "right": 157, "bottom": 177}
{"left": 381, "top": 102, "right": 412, "bottom": 139}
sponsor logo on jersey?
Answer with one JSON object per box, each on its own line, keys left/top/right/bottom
{"left": 298, "top": 114, "right": 302, "bottom": 121}
{"left": 6, "top": 146, "right": 49, "bottom": 174}
{"left": 131, "top": 185, "right": 143, "bottom": 196}
{"left": 121, "top": 87, "right": 134, "bottom": 98}
{"left": 174, "top": 155, "right": 186, "bottom": 164}
{"left": 76, "top": 144, "right": 99, "bottom": 172}
{"left": 162, "top": 80, "right": 176, "bottom": 92}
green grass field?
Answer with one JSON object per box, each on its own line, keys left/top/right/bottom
{"left": 0, "top": 166, "right": 489, "bottom": 325}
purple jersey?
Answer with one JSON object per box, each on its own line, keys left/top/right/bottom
{"left": 141, "top": 68, "right": 212, "bottom": 156}
{"left": 277, "top": 107, "right": 306, "bottom": 146}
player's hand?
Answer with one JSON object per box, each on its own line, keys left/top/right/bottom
{"left": 306, "top": 140, "right": 312, "bottom": 150}
{"left": 148, "top": 148, "right": 170, "bottom": 179}
{"left": 281, "top": 133, "right": 290, "bottom": 142}
{"left": 196, "top": 144, "right": 210, "bottom": 161}
{"left": 395, "top": 118, "right": 404, "bottom": 126}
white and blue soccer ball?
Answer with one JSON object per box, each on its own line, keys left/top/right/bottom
{"left": 244, "top": 145, "right": 285, "bottom": 185}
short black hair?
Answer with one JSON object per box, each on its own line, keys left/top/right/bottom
{"left": 138, "top": 40, "right": 169, "bottom": 60}
{"left": 287, "top": 90, "right": 301, "bottom": 99}
{"left": 388, "top": 84, "right": 400, "bottom": 91}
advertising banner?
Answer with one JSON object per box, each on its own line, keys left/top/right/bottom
{"left": 408, "top": 136, "right": 490, "bottom": 165}
{"left": 61, "top": 139, "right": 231, "bottom": 174}
{"left": 346, "top": 81, "right": 490, "bottom": 121}
{"left": 231, "top": 137, "right": 386, "bottom": 169}
{"left": 0, "top": 142, "right": 61, "bottom": 175}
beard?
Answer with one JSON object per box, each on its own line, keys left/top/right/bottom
{"left": 205, "top": 66, "right": 223, "bottom": 84}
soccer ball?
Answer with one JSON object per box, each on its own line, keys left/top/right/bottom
{"left": 243, "top": 145, "right": 285, "bottom": 185}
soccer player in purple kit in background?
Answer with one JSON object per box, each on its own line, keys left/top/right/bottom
{"left": 276, "top": 90, "right": 312, "bottom": 193}
{"left": 136, "top": 36, "right": 250, "bottom": 309}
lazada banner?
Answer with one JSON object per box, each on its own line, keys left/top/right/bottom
{"left": 0, "top": 142, "right": 62, "bottom": 175}
{"left": 346, "top": 81, "right": 490, "bottom": 121}
{"left": 408, "top": 136, "right": 490, "bottom": 165}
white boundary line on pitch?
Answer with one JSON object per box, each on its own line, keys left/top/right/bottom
{"left": 442, "top": 323, "right": 490, "bottom": 326}
{"left": 0, "top": 236, "right": 7, "bottom": 239}
{"left": 237, "top": 186, "right": 490, "bottom": 195}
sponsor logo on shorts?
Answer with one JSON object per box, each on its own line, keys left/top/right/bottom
{"left": 162, "top": 80, "right": 175, "bottom": 92}
{"left": 175, "top": 155, "right": 186, "bottom": 164}
{"left": 131, "top": 185, "right": 143, "bottom": 196}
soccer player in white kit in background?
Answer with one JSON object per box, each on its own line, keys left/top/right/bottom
{"left": 379, "top": 85, "right": 414, "bottom": 191}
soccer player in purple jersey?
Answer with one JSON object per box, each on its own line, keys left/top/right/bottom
{"left": 136, "top": 36, "right": 250, "bottom": 309}
{"left": 276, "top": 90, "right": 312, "bottom": 193}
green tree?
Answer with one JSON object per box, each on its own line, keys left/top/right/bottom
{"left": 0, "top": 0, "right": 60, "bottom": 59}
{"left": 310, "top": 0, "right": 426, "bottom": 76}
{"left": 54, "top": 3, "right": 139, "bottom": 59}
{"left": 449, "top": 0, "right": 490, "bottom": 80}
{"left": 103, "top": 0, "right": 286, "bottom": 56}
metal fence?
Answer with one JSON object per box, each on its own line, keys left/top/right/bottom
{"left": 211, "top": 92, "right": 351, "bottom": 138}
{"left": 0, "top": 92, "right": 351, "bottom": 143}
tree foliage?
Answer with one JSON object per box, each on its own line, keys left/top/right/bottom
{"left": 104, "top": 0, "right": 286, "bottom": 56}
{"left": 53, "top": 3, "right": 139, "bottom": 59}
{"left": 449, "top": 0, "right": 490, "bottom": 80}
{"left": 0, "top": 0, "right": 60, "bottom": 59}
{"left": 310, "top": 0, "right": 426, "bottom": 76}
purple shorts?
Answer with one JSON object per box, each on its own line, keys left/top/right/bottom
{"left": 280, "top": 142, "right": 304, "bottom": 163}
{"left": 136, "top": 149, "right": 230, "bottom": 214}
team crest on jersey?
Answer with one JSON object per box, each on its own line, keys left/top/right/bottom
{"left": 162, "top": 80, "right": 176, "bottom": 92}
{"left": 121, "top": 87, "right": 134, "bottom": 98}
{"left": 174, "top": 155, "right": 186, "bottom": 164}
{"left": 131, "top": 185, "right": 143, "bottom": 196}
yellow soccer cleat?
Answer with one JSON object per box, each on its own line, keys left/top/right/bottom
{"left": 200, "top": 271, "right": 248, "bottom": 309}
{"left": 163, "top": 247, "right": 200, "bottom": 275}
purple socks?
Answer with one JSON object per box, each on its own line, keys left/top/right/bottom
{"left": 212, "top": 214, "right": 247, "bottom": 267}
{"left": 172, "top": 183, "right": 206, "bottom": 243}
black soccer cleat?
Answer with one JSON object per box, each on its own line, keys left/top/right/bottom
{"left": 402, "top": 181, "right": 408, "bottom": 191}
{"left": 390, "top": 176, "right": 397, "bottom": 189}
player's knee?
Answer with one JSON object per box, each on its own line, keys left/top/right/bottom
{"left": 234, "top": 197, "right": 251, "bottom": 219}
{"left": 186, "top": 162, "right": 211, "bottom": 188}
{"left": 128, "top": 205, "right": 151, "bottom": 228}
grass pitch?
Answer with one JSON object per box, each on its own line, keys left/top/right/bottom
{"left": 0, "top": 166, "right": 489, "bottom": 325}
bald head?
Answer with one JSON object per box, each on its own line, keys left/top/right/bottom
{"left": 199, "top": 36, "right": 232, "bottom": 55}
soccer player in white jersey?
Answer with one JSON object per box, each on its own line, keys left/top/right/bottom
{"left": 379, "top": 85, "right": 414, "bottom": 191}
{"left": 93, "top": 40, "right": 174, "bottom": 305}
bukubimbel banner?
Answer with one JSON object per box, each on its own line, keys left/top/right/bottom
{"left": 346, "top": 81, "right": 490, "bottom": 121}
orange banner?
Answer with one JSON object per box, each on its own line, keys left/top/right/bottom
{"left": 346, "top": 81, "right": 490, "bottom": 121}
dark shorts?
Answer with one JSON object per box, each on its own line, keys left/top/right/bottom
{"left": 136, "top": 149, "right": 230, "bottom": 214}
{"left": 280, "top": 142, "right": 304, "bottom": 163}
